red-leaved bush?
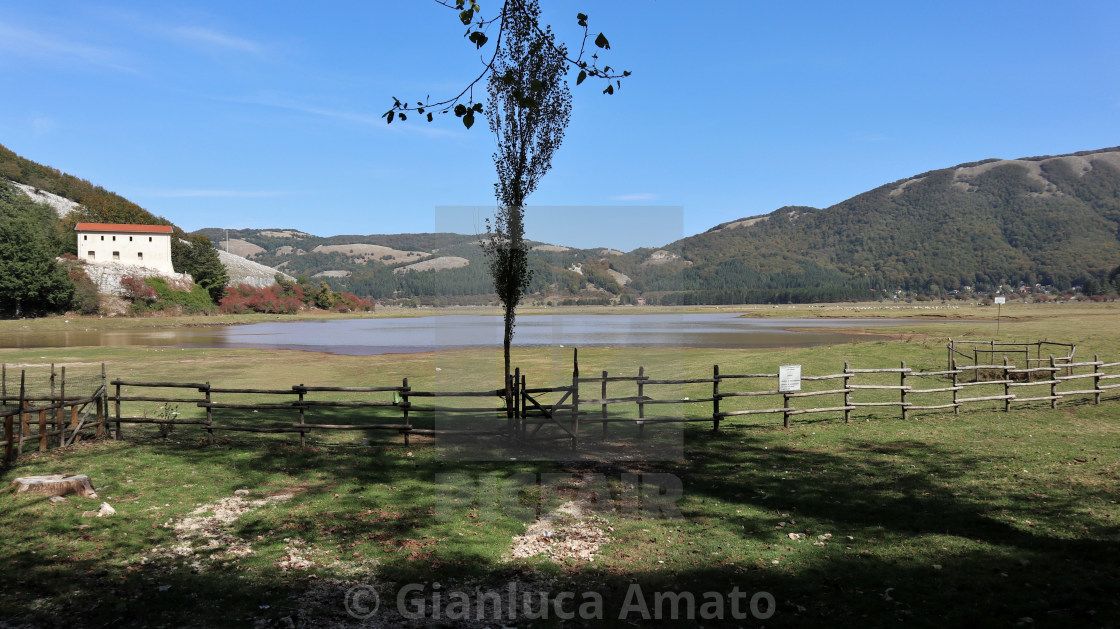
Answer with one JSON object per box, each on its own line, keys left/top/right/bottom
{"left": 219, "top": 284, "right": 373, "bottom": 314}
{"left": 121, "top": 275, "right": 158, "bottom": 302}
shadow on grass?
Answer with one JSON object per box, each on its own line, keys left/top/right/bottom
{"left": 1, "top": 409, "right": 1118, "bottom": 627}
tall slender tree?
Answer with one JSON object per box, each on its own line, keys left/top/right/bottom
{"left": 482, "top": 0, "right": 572, "bottom": 387}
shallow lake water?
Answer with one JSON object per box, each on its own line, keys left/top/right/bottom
{"left": 0, "top": 313, "right": 922, "bottom": 355}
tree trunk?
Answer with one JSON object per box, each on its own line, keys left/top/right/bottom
{"left": 10, "top": 474, "right": 98, "bottom": 498}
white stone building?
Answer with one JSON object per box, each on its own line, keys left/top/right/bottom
{"left": 74, "top": 223, "right": 175, "bottom": 274}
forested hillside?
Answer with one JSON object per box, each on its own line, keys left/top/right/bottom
{"left": 632, "top": 147, "right": 1120, "bottom": 302}
{"left": 209, "top": 148, "right": 1120, "bottom": 304}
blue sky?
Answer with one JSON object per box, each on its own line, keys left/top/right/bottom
{"left": 1, "top": 1, "right": 1118, "bottom": 251}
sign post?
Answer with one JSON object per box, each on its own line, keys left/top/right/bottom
{"left": 994, "top": 296, "right": 1006, "bottom": 335}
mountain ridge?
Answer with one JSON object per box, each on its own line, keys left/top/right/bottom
{"left": 5, "top": 139, "right": 1119, "bottom": 304}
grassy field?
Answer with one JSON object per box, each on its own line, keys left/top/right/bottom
{"left": 1, "top": 302, "right": 1118, "bottom": 627}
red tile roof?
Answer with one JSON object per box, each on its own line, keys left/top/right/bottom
{"left": 74, "top": 223, "right": 174, "bottom": 234}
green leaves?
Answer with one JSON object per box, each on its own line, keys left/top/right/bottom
{"left": 594, "top": 32, "right": 610, "bottom": 49}
{"left": 576, "top": 70, "right": 587, "bottom": 85}
{"left": 453, "top": 102, "right": 482, "bottom": 129}
{"left": 576, "top": 13, "right": 588, "bottom": 27}
{"left": 468, "top": 31, "right": 488, "bottom": 49}
{"left": 458, "top": 8, "right": 474, "bottom": 25}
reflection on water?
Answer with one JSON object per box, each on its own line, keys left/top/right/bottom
{"left": 0, "top": 313, "right": 915, "bottom": 355}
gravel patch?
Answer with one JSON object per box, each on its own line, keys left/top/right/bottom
{"left": 509, "top": 501, "right": 612, "bottom": 564}
{"left": 142, "top": 491, "right": 293, "bottom": 572}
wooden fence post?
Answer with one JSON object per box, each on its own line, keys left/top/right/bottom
{"left": 1, "top": 363, "right": 6, "bottom": 407}
{"left": 1094, "top": 354, "right": 1101, "bottom": 405}
{"left": 843, "top": 361, "right": 851, "bottom": 423}
{"left": 100, "top": 363, "right": 107, "bottom": 438}
{"left": 401, "top": 377, "right": 410, "bottom": 447}
{"left": 637, "top": 366, "right": 646, "bottom": 439}
{"left": 58, "top": 366, "right": 66, "bottom": 447}
{"left": 4, "top": 413, "right": 13, "bottom": 464}
{"left": 103, "top": 363, "right": 114, "bottom": 440}
{"left": 519, "top": 372, "right": 527, "bottom": 443}
{"left": 296, "top": 383, "right": 305, "bottom": 448}
{"left": 783, "top": 392, "right": 791, "bottom": 429}
{"left": 601, "top": 370, "right": 608, "bottom": 438}
{"left": 205, "top": 382, "right": 214, "bottom": 445}
{"left": 96, "top": 394, "right": 104, "bottom": 440}
{"left": 1003, "top": 357, "right": 1011, "bottom": 412}
{"left": 38, "top": 409, "right": 47, "bottom": 452}
{"left": 900, "top": 361, "right": 908, "bottom": 420}
{"left": 114, "top": 381, "right": 122, "bottom": 440}
{"left": 951, "top": 358, "right": 960, "bottom": 415}
{"left": 17, "top": 371, "right": 26, "bottom": 458}
{"left": 69, "top": 404, "right": 79, "bottom": 444}
{"left": 513, "top": 367, "right": 521, "bottom": 443}
{"left": 571, "top": 348, "right": 580, "bottom": 450}
{"left": 1050, "top": 355, "right": 1058, "bottom": 409}
{"left": 712, "top": 364, "right": 721, "bottom": 432}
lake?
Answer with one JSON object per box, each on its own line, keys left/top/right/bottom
{"left": 0, "top": 313, "right": 920, "bottom": 355}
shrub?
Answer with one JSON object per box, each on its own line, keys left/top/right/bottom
{"left": 122, "top": 275, "right": 158, "bottom": 302}
{"left": 66, "top": 264, "right": 100, "bottom": 314}
{"left": 136, "top": 277, "right": 214, "bottom": 314}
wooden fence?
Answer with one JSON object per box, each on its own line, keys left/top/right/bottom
{"left": 1, "top": 366, "right": 108, "bottom": 465}
{"left": 947, "top": 339, "right": 1076, "bottom": 374}
{"left": 546, "top": 351, "right": 1120, "bottom": 447}
{"left": 108, "top": 377, "right": 517, "bottom": 447}
{"left": 8, "top": 349, "right": 1117, "bottom": 454}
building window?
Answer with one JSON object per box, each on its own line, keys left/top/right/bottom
{"left": 112, "top": 236, "right": 116, "bottom": 241}
{"left": 112, "top": 251, "right": 120, "bottom": 260}
{"left": 137, "top": 252, "right": 144, "bottom": 260}
{"left": 83, "top": 235, "right": 87, "bottom": 241}
{"left": 129, "top": 236, "right": 133, "bottom": 241}
{"left": 149, "top": 237, "right": 153, "bottom": 242}
{"left": 87, "top": 251, "right": 95, "bottom": 260}
{"left": 100, "top": 236, "right": 104, "bottom": 241}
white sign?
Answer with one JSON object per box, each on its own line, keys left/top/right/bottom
{"left": 994, "top": 297, "right": 1006, "bottom": 305}
{"left": 779, "top": 364, "right": 802, "bottom": 392}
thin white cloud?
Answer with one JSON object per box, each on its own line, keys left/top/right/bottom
{"left": 32, "top": 115, "right": 57, "bottom": 136}
{"left": 226, "top": 94, "right": 463, "bottom": 138}
{"left": 611, "top": 192, "right": 659, "bottom": 201}
{"left": 143, "top": 189, "right": 286, "bottom": 199}
{"left": 0, "top": 21, "right": 135, "bottom": 72}
{"left": 170, "top": 26, "right": 264, "bottom": 56}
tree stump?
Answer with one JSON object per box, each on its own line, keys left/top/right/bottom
{"left": 9, "top": 474, "right": 98, "bottom": 498}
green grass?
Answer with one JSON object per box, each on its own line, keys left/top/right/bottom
{"left": 2, "top": 304, "right": 1119, "bottom": 627}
